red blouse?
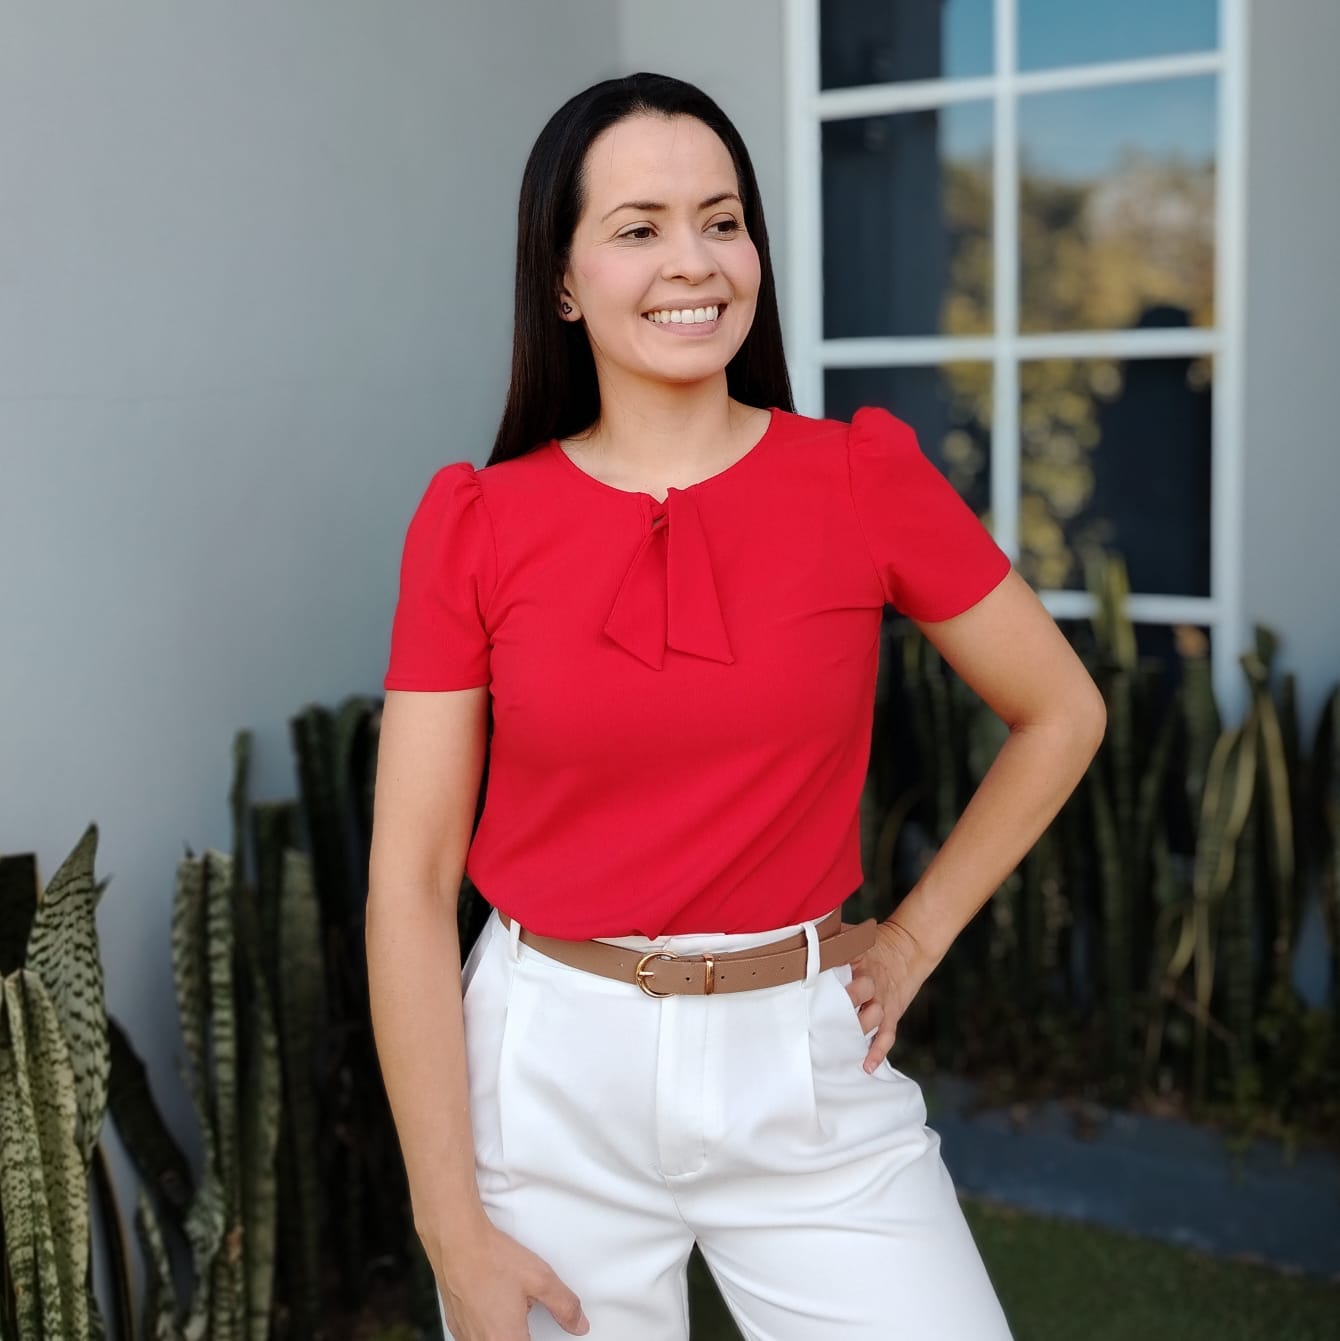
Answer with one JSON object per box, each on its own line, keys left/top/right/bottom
{"left": 382, "top": 405, "right": 1011, "bottom": 938}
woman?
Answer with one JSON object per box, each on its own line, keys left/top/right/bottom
{"left": 367, "top": 72, "right": 1105, "bottom": 1341}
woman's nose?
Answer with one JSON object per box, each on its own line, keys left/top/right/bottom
{"left": 661, "top": 226, "right": 717, "bottom": 280}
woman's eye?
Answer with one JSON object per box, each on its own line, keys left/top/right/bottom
{"left": 620, "top": 219, "right": 742, "bottom": 241}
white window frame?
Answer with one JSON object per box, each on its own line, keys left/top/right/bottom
{"left": 783, "top": 0, "right": 1249, "bottom": 720}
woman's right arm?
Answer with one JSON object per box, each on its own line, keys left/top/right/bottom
{"left": 365, "top": 686, "right": 590, "bottom": 1338}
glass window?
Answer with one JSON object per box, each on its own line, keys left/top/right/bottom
{"left": 1018, "top": 0, "right": 1217, "bottom": 73}
{"left": 820, "top": 0, "right": 994, "bottom": 89}
{"left": 1019, "top": 356, "right": 1212, "bottom": 595}
{"left": 823, "top": 101, "right": 993, "bottom": 338}
{"left": 1019, "top": 76, "right": 1216, "bottom": 333}
{"left": 825, "top": 364, "right": 995, "bottom": 521}
{"left": 810, "top": 0, "right": 1232, "bottom": 686}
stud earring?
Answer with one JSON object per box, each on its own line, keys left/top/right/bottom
{"left": 561, "top": 303, "right": 573, "bottom": 315}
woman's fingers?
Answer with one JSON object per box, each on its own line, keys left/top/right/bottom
{"left": 847, "top": 969, "right": 897, "bottom": 1071}
{"left": 846, "top": 971, "right": 877, "bottom": 1010}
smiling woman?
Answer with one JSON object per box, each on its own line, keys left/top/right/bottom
{"left": 553, "top": 112, "right": 762, "bottom": 448}
{"left": 367, "top": 70, "right": 1103, "bottom": 1341}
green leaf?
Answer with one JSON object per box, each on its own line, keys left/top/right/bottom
{"left": 204, "top": 851, "right": 243, "bottom": 1341}
{"left": 105, "top": 1015, "right": 194, "bottom": 1222}
{"left": 1, "top": 970, "right": 87, "bottom": 1338}
{"left": 234, "top": 879, "right": 282, "bottom": 1341}
{"left": 170, "top": 856, "right": 224, "bottom": 1340}
{"left": 24, "top": 823, "right": 110, "bottom": 1170}
{"left": 278, "top": 849, "right": 324, "bottom": 1335}
{"left": 134, "top": 1188, "right": 182, "bottom": 1341}
{"left": 0, "top": 854, "right": 39, "bottom": 977}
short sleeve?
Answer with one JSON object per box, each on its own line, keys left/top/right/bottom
{"left": 847, "top": 405, "right": 1011, "bottom": 621}
{"left": 383, "top": 462, "right": 497, "bottom": 690}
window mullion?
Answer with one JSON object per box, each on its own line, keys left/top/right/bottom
{"left": 784, "top": 0, "right": 824, "bottom": 415}
{"left": 1211, "top": 0, "right": 1248, "bottom": 722}
{"left": 993, "top": 0, "right": 1020, "bottom": 559}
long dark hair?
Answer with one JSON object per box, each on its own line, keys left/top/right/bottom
{"left": 487, "top": 72, "right": 794, "bottom": 468}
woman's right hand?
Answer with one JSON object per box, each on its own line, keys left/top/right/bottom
{"left": 426, "top": 1215, "right": 592, "bottom": 1339}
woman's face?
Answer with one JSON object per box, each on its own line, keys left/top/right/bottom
{"left": 559, "top": 113, "right": 762, "bottom": 391}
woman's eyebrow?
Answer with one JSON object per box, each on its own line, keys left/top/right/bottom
{"left": 601, "top": 191, "right": 742, "bottom": 223}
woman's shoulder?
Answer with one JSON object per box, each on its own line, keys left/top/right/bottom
{"left": 770, "top": 403, "right": 912, "bottom": 447}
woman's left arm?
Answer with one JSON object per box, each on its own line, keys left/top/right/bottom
{"left": 851, "top": 567, "right": 1108, "bottom": 1072}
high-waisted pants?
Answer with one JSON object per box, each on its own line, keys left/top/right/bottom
{"left": 438, "top": 904, "right": 1015, "bottom": 1340}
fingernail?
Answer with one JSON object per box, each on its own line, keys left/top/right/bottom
{"left": 578, "top": 1312, "right": 591, "bottom": 1333}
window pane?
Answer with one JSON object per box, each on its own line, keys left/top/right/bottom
{"left": 825, "top": 364, "right": 995, "bottom": 521}
{"left": 821, "top": 0, "right": 994, "bottom": 89}
{"left": 823, "top": 102, "right": 993, "bottom": 338}
{"left": 1019, "top": 0, "right": 1217, "bottom": 72}
{"left": 1019, "top": 76, "right": 1216, "bottom": 333}
{"left": 1020, "top": 356, "right": 1212, "bottom": 596}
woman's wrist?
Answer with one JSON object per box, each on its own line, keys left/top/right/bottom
{"left": 416, "top": 1197, "right": 493, "bottom": 1258}
{"left": 874, "top": 915, "right": 940, "bottom": 989}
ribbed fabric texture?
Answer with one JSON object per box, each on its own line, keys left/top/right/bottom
{"left": 383, "top": 405, "right": 1011, "bottom": 937}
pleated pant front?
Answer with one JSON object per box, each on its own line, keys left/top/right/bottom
{"left": 438, "top": 904, "right": 1014, "bottom": 1340}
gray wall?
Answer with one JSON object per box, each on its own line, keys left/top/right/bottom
{"left": 1241, "top": 0, "right": 1340, "bottom": 740}
{"left": 0, "top": 0, "right": 619, "bottom": 1311}
{"left": 1240, "top": 0, "right": 1340, "bottom": 1007}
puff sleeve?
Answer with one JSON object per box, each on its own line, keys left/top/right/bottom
{"left": 383, "top": 462, "right": 497, "bottom": 690}
{"left": 848, "top": 405, "right": 1011, "bottom": 621}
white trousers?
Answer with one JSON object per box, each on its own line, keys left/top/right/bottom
{"left": 439, "top": 905, "right": 1014, "bottom": 1340}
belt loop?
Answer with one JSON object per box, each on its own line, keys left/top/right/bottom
{"left": 508, "top": 914, "right": 523, "bottom": 962}
{"left": 802, "top": 920, "right": 820, "bottom": 986}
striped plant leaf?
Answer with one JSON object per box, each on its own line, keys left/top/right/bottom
{"left": 134, "top": 1188, "right": 182, "bottom": 1341}
{"left": 1249, "top": 666, "right": 1298, "bottom": 978}
{"left": 1, "top": 970, "right": 85, "bottom": 1338}
{"left": 251, "top": 802, "right": 297, "bottom": 1002}
{"left": 180, "top": 1169, "right": 225, "bottom": 1341}
{"left": 24, "top": 822, "right": 110, "bottom": 1170}
{"left": 204, "top": 850, "right": 243, "bottom": 1341}
{"left": 0, "top": 978, "right": 42, "bottom": 1340}
{"left": 333, "top": 695, "right": 379, "bottom": 826}
{"left": 170, "top": 855, "right": 224, "bottom": 1340}
{"left": 291, "top": 704, "right": 352, "bottom": 928}
{"left": 233, "top": 878, "right": 281, "bottom": 1341}
{"left": 229, "top": 732, "right": 252, "bottom": 884}
{"left": 20, "top": 971, "right": 90, "bottom": 1338}
{"left": 278, "top": 848, "right": 323, "bottom": 1337}
{"left": 88, "top": 1143, "right": 129, "bottom": 1341}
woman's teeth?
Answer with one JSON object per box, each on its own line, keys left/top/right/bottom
{"left": 643, "top": 305, "right": 721, "bottom": 325}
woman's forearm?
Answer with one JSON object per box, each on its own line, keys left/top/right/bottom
{"left": 365, "top": 883, "right": 488, "bottom": 1245}
{"left": 882, "top": 704, "right": 1105, "bottom": 979}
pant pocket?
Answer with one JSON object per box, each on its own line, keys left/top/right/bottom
{"left": 810, "top": 960, "right": 918, "bottom": 1086}
{"left": 460, "top": 910, "right": 522, "bottom": 1228}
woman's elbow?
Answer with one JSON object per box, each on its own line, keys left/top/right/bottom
{"left": 1013, "top": 673, "right": 1107, "bottom": 760}
{"left": 1070, "top": 677, "right": 1108, "bottom": 758}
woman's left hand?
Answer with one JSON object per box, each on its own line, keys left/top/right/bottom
{"left": 844, "top": 920, "right": 936, "bottom": 1074}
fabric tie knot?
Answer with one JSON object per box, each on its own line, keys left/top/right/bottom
{"left": 602, "top": 488, "right": 736, "bottom": 670}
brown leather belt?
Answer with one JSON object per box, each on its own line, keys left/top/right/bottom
{"left": 496, "top": 907, "right": 878, "bottom": 997}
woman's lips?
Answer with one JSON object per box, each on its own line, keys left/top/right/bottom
{"left": 642, "top": 304, "right": 727, "bottom": 336}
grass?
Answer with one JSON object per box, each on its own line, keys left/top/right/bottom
{"left": 687, "top": 1195, "right": 1340, "bottom": 1340}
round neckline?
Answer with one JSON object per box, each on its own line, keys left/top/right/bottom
{"left": 548, "top": 407, "right": 780, "bottom": 504}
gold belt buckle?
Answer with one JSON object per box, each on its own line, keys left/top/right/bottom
{"left": 634, "top": 949, "right": 717, "bottom": 997}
